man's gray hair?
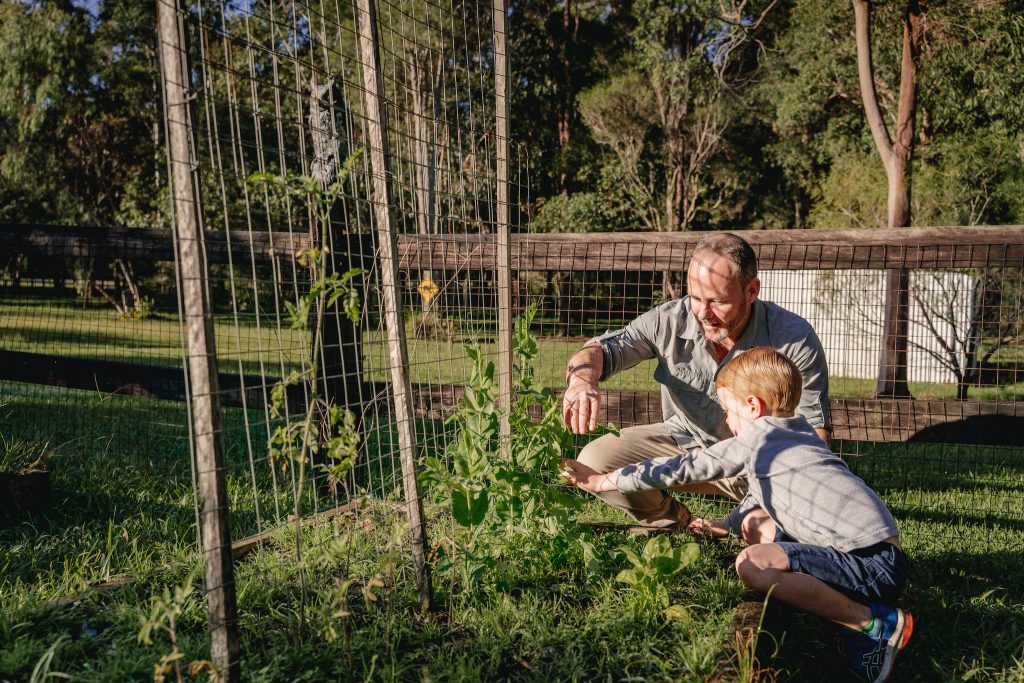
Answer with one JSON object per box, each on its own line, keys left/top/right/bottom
{"left": 691, "top": 233, "right": 758, "bottom": 286}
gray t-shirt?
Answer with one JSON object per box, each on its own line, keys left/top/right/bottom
{"left": 617, "top": 415, "right": 899, "bottom": 552}
{"left": 589, "top": 297, "right": 831, "bottom": 449}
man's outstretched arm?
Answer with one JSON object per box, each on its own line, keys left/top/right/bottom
{"left": 562, "top": 343, "right": 604, "bottom": 434}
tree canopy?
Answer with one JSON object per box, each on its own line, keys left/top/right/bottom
{"left": 1, "top": 0, "right": 1022, "bottom": 233}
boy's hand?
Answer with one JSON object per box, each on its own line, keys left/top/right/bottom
{"left": 687, "top": 517, "right": 729, "bottom": 538}
{"left": 560, "top": 459, "right": 618, "bottom": 494}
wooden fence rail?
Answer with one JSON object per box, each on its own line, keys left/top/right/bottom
{"left": 3, "top": 223, "right": 1022, "bottom": 446}
{"left": 4, "top": 223, "right": 1024, "bottom": 270}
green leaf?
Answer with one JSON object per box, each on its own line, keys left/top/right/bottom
{"left": 642, "top": 534, "right": 671, "bottom": 561}
{"left": 451, "top": 489, "right": 489, "bottom": 527}
{"left": 620, "top": 546, "right": 642, "bottom": 567}
{"left": 616, "top": 568, "right": 638, "bottom": 586}
{"left": 663, "top": 604, "right": 691, "bottom": 623}
{"left": 678, "top": 542, "right": 701, "bottom": 569}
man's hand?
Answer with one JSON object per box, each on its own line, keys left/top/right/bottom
{"left": 563, "top": 344, "right": 604, "bottom": 433}
{"left": 687, "top": 517, "right": 729, "bottom": 538}
{"left": 563, "top": 376, "right": 601, "bottom": 433}
{"left": 560, "top": 458, "right": 618, "bottom": 494}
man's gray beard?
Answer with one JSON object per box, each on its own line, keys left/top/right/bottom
{"left": 700, "top": 325, "right": 729, "bottom": 344}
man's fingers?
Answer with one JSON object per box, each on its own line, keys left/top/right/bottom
{"left": 588, "top": 396, "right": 599, "bottom": 431}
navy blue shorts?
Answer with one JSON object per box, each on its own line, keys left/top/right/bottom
{"left": 774, "top": 528, "right": 910, "bottom": 606}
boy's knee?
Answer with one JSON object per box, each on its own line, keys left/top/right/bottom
{"left": 735, "top": 545, "right": 786, "bottom": 593}
{"left": 735, "top": 548, "right": 758, "bottom": 586}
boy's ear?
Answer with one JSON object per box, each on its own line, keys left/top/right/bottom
{"left": 744, "top": 394, "right": 767, "bottom": 418}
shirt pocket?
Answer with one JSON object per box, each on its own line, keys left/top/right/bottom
{"left": 664, "top": 365, "right": 726, "bottom": 423}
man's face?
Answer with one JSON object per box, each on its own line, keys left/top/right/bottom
{"left": 686, "top": 253, "right": 759, "bottom": 345}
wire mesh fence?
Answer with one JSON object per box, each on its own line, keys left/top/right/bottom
{"left": 1, "top": 0, "right": 1023, "bottom": 675}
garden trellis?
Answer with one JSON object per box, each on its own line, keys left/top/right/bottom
{"left": 157, "top": 0, "right": 526, "bottom": 673}
{"left": 1, "top": 0, "right": 1023, "bottom": 678}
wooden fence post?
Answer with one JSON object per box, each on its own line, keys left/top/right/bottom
{"left": 155, "top": 0, "right": 240, "bottom": 678}
{"left": 355, "top": 0, "right": 433, "bottom": 612}
{"left": 494, "top": 0, "right": 514, "bottom": 454}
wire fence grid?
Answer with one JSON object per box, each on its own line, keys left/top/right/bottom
{"left": 1, "top": 0, "right": 1023, "bottom": 675}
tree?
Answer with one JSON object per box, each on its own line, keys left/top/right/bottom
{"left": 0, "top": 0, "right": 165, "bottom": 315}
{"left": 852, "top": 0, "right": 925, "bottom": 398}
{"left": 578, "top": 0, "right": 776, "bottom": 299}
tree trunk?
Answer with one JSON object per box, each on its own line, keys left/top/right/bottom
{"left": 853, "top": 0, "right": 924, "bottom": 399}
{"left": 557, "top": 0, "right": 574, "bottom": 195}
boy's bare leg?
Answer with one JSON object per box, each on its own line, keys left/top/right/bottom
{"left": 739, "top": 508, "right": 776, "bottom": 544}
{"left": 735, "top": 543, "right": 872, "bottom": 631}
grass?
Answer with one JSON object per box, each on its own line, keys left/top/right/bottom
{"left": 1, "top": 385, "right": 1023, "bottom": 680}
{"left": 6, "top": 294, "right": 1023, "bottom": 400}
{"left": 3, "top": 295, "right": 1024, "bottom": 680}
{"left": 0, "top": 387, "right": 746, "bottom": 681}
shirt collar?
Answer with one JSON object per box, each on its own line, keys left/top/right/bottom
{"left": 732, "top": 299, "right": 769, "bottom": 351}
{"left": 681, "top": 297, "right": 702, "bottom": 340}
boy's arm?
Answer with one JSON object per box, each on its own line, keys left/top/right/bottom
{"left": 690, "top": 494, "right": 759, "bottom": 539}
{"left": 560, "top": 459, "right": 618, "bottom": 494}
{"left": 615, "top": 441, "right": 745, "bottom": 494}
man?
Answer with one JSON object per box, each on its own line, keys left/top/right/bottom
{"left": 562, "top": 232, "right": 831, "bottom": 528}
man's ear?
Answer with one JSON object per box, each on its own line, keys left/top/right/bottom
{"left": 745, "top": 394, "right": 767, "bottom": 418}
{"left": 746, "top": 277, "right": 760, "bottom": 304}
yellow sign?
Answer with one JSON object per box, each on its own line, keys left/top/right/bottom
{"left": 417, "top": 276, "right": 440, "bottom": 302}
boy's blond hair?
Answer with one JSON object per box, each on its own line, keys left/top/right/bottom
{"left": 715, "top": 346, "right": 802, "bottom": 415}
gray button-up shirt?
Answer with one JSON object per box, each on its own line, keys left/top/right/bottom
{"left": 616, "top": 415, "right": 894, "bottom": 552}
{"left": 589, "top": 297, "right": 831, "bottom": 450}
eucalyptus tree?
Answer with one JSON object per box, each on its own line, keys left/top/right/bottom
{"left": 577, "top": 0, "right": 778, "bottom": 299}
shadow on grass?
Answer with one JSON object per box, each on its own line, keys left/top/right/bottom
{"left": 760, "top": 548, "right": 1024, "bottom": 681}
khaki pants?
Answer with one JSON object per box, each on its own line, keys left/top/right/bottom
{"left": 577, "top": 423, "right": 748, "bottom": 528}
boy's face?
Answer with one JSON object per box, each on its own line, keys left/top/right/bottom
{"left": 718, "top": 386, "right": 762, "bottom": 436}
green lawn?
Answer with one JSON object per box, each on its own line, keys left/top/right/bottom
{"left": 6, "top": 295, "right": 1021, "bottom": 401}
{"left": 2, "top": 385, "right": 1023, "bottom": 681}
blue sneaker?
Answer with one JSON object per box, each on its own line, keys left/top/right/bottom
{"left": 842, "top": 604, "right": 914, "bottom": 682}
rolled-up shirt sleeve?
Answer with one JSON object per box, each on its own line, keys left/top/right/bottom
{"left": 785, "top": 330, "right": 832, "bottom": 432}
{"left": 586, "top": 306, "right": 663, "bottom": 381}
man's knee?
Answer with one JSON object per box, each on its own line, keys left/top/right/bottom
{"left": 577, "top": 436, "right": 618, "bottom": 472}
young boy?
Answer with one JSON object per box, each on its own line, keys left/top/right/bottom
{"left": 561, "top": 346, "right": 913, "bottom": 683}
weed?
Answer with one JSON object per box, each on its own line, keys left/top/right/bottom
{"left": 616, "top": 534, "right": 700, "bottom": 612}
{"left": 138, "top": 574, "right": 218, "bottom": 682}
{"left": 0, "top": 435, "right": 52, "bottom": 474}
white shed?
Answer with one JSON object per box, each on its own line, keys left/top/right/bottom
{"left": 759, "top": 270, "right": 976, "bottom": 384}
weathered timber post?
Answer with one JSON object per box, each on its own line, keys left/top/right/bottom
{"left": 308, "top": 77, "right": 368, "bottom": 490}
{"left": 355, "top": 0, "right": 433, "bottom": 612}
{"left": 155, "top": 0, "right": 240, "bottom": 679}
{"left": 494, "top": 0, "right": 514, "bottom": 453}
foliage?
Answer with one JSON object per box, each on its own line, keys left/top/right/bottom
{"left": 421, "top": 303, "right": 607, "bottom": 591}
{"left": 530, "top": 191, "right": 612, "bottom": 233}
{"left": 616, "top": 534, "right": 700, "bottom": 612}
{"left": 250, "top": 164, "right": 366, "bottom": 492}
{"left": 758, "top": 0, "right": 1024, "bottom": 229}
{"left": 138, "top": 574, "right": 218, "bottom": 683}
{"left": 0, "top": 435, "right": 52, "bottom": 474}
